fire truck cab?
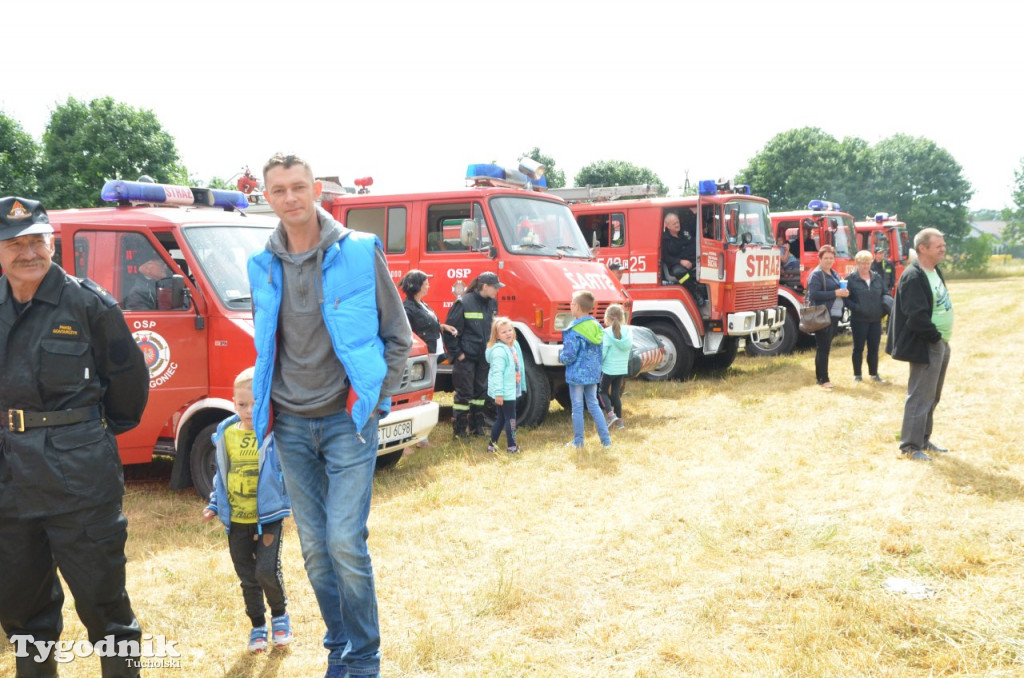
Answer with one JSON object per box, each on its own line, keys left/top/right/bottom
{"left": 47, "top": 180, "right": 439, "bottom": 497}
{"left": 560, "top": 180, "right": 785, "bottom": 379}
{"left": 855, "top": 212, "right": 910, "bottom": 294}
{"left": 747, "top": 200, "right": 857, "bottom": 356}
{"left": 297, "top": 161, "right": 630, "bottom": 426}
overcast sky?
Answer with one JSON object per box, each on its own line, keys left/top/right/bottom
{"left": 3, "top": 0, "right": 1019, "bottom": 211}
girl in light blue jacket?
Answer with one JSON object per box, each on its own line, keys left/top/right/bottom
{"left": 600, "top": 304, "right": 632, "bottom": 428}
{"left": 485, "top": 316, "right": 526, "bottom": 453}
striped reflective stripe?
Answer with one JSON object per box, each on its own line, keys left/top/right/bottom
{"left": 469, "top": 399, "right": 486, "bottom": 406}
{"left": 464, "top": 312, "right": 484, "bottom": 319}
{"left": 452, "top": 403, "right": 471, "bottom": 411}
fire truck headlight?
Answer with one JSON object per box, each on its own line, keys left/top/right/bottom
{"left": 409, "top": 361, "right": 426, "bottom": 383}
{"left": 553, "top": 312, "right": 574, "bottom": 331}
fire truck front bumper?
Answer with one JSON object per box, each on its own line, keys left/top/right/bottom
{"left": 377, "top": 401, "right": 440, "bottom": 455}
{"left": 726, "top": 306, "right": 786, "bottom": 336}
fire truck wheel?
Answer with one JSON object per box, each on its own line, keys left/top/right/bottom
{"left": 640, "top": 321, "right": 693, "bottom": 381}
{"left": 745, "top": 312, "right": 798, "bottom": 357}
{"left": 515, "top": 352, "right": 551, "bottom": 427}
{"left": 189, "top": 422, "right": 219, "bottom": 499}
{"left": 375, "top": 450, "right": 404, "bottom": 471}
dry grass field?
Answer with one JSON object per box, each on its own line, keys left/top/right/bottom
{"left": 2, "top": 275, "right": 1023, "bottom": 677}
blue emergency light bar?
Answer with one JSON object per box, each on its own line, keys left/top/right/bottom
{"left": 465, "top": 163, "right": 548, "bottom": 189}
{"left": 874, "top": 212, "right": 890, "bottom": 223}
{"left": 101, "top": 180, "right": 249, "bottom": 210}
{"left": 808, "top": 199, "right": 841, "bottom": 211}
{"left": 698, "top": 180, "right": 717, "bottom": 196}
{"left": 699, "top": 180, "right": 751, "bottom": 195}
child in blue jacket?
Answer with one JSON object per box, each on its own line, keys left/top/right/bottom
{"left": 485, "top": 316, "right": 527, "bottom": 453}
{"left": 203, "top": 367, "right": 292, "bottom": 653}
{"left": 559, "top": 290, "right": 612, "bottom": 448}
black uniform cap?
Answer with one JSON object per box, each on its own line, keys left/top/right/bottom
{"left": 0, "top": 197, "right": 54, "bottom": 241}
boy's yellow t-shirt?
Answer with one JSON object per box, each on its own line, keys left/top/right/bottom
{"left": 224, "top": 424, "right": 260, "bottom": 524}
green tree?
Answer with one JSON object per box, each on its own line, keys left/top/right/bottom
{"left": 0, "top": 111, "right": 41, "bottom": 196}
{"left": 737, "top": 127, "right": 873, "bottom": 217}
{"left": 999, "top": 158, "right": 1024, "bottom": 255}
{"left": 574, "top": 160, "right": 667, "bottom": 196}
{"left": 521, "top": 147, "right": 565, "bottom": 189}
{"left": 946, "top": 233, "right": 991, "bottom": 275}
{"left": 39, "top": 97, "right": 187, "bottom": 208}
{"left": 866, "top": 134, "right": 973, "bottom": 243}
{"left": 202, "top": 176, "right": 237, "bottom": 190}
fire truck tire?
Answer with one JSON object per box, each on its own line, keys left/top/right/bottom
{"left": 516, "top": 352, "right": 551, "bottom": 427}
{"left": 375, "top": 450, "right": 404, "bottom": 471}
{"left": 641, "top": 321, "right": 694, "bottom": 381}
{"left": 189, "top": 422, "right": 219, "bottom": 500}
{"left": 745, "top": 312, "right": 798, "bottom": 357}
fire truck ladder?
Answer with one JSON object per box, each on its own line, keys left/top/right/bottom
{"left": 547, "top": 184, "right": 660, "bottom": 203}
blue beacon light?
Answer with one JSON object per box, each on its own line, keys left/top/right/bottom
{"left": 101, "top": 180, "right": 249, "bottom": 210}
{"left": 807, "top": 199, "right": 841, "bottom": 211}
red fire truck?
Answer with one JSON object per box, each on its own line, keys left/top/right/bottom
{"left": 855, "top": 212, "right": 910, "bottom": 294}
{"left": 744, "top": 200, "right": 858, "bottom": 356}
{"left": 297, "top": 161, "right": 630, "bottom": 427}
{"left": 47, "top": 180, "right": 439, "bottom": 497}
{"left": 558, "top": 180, "right": 786, "bottom": 379}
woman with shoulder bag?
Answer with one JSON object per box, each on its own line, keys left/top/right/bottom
{"left": 808, "top": 245, "right": 849, "bottom": 390}
{"left": 844, "top": 250, "right": 890, "bottom": 383}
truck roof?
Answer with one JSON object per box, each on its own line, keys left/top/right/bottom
{"left": 49, "top": 205, "right": 278, "bottom": 228}
{"left": 569, "top": 193, "right": 769, "bottom": 211}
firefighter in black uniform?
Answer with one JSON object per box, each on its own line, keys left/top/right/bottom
{"left": 443, "top": 272, "right": 503, "bottom": 438}
{"left": 0, "top": 197, "right": 149, "bottom": 678}
{"left": 872, "top": 246, "right": 896, "bottom": 292}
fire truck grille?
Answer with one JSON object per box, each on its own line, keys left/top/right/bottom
{"left": 556, "top": 301, "right": 615, "bottom": 322}
{"left": 733, "top": 284, "right": 777, "bottom": 312}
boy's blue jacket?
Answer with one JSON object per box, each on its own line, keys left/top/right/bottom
{"left": 559, "top": 316, "right": 605, "bottom": 385}
{"left": 486, "top": 341, "right": 528, "bottom": 399}
{"left": 206, "top": 414, "right": 291, "bottom": 533}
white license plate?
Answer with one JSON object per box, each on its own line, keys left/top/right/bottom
{"left": 378, "top": 419, "right": 412, "bottom": 445}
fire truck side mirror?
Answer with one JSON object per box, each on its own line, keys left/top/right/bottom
{"left": 155, "top": 275, "right": 186, "bottom": 311}
{"left": 488, "top": 245, "right": 498, "bottom": 260}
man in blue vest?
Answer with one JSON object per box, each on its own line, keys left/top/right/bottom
{"left": 248, "top": 154, "right": 411, "bottom": 678}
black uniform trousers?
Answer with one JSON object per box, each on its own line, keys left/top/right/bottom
{"left": 227, "top": 520, "right": 288, "bottom": 628}
{"left": 452, "top": 356, "right": 489, "bottom": 435}
{"left": 0, "top": 502, "right": 141, "bottom": 678}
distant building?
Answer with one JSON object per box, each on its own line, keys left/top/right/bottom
{"left": 968, "top": 220, "right": 1008, "bottom": 254}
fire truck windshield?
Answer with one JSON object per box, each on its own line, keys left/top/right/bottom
{"left": 829, "top": 215, "right": 856, "bottom": 258}
{"left": 490, "top": 196, "right": 593, "bottom": 258}
{"left": 182, "top": 225, "right": 273, "bottom": 310}
{"left": 724, "top": 200, "right": 772, "bottom": 246}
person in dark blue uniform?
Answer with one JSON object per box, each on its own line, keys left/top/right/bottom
{"left": 0, "top": 197, "right": 149, "bottom": 677}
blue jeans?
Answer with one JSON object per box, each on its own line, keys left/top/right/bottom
{"left": 273, "top": 410, "right": 381, "bottom": 675}
{"left": 569, "top": 383, "right": 611, "bottom": 447}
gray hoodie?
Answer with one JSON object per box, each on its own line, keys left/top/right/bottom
{"left": 267, "top": 207, "right": 411, "bottom": 418}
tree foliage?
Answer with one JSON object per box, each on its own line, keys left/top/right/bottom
{"left": 737, "top": 127, "right": 873, "bottom": 218}
{"left": 0, "top": 111, "right": 41, "bottom": 196}
{"left": 521, "top": 147, "right": 565, "bottom": 189}
{"left": 574, "top": 160, "right": 667, "bottom": 196}
{"left": 39, "top": 97, "right": 187, "bottom": 208}
{"left": 996, "top": 158, "right": 1024, "bottom": 254}
{"left": 739, "top": 128, "right": 973, "bottom": 243}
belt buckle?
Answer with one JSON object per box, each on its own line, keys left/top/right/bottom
{"left": 8, "top": 409, "right": 25, "bottom": 433}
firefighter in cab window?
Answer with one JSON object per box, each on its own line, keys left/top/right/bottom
{"left": 443, "top": 272, "right": 503, "bottom": 438}
{"left": 0, "top": 196, "right": 150, "bottom": 677}
{"left": 662, "top": 210, "right": 706, "bottom": 306}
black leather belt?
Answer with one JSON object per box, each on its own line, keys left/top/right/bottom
{"left": 7, "top": 405, "right": 103, "bottom": 433}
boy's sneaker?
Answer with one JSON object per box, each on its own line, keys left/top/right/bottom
{"left": 507, "top": 445, "right": 519, "bottom": 454}
{"left": 487, "top": 442, "right": 498, "bottom": 453}
{"left": 871, "top": 375, "right": 887, "bottom": 383}
{"left": 271, "top": 613, "right": 292, "bottom": 647}
{"left": 248, "top": 625, "right": 268, "bottom": 653}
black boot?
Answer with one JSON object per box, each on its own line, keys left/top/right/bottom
{"left": 453, "top": 412, "right": 470, "bottom": 439}
{"left": 470, "top": 410, "right": 486, "bottom": 437}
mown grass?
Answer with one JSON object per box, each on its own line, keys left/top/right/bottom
{"left": 2, "top": 275, "right": 1023, "bottom": 677}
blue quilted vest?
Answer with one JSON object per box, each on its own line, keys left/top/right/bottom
{"left": 248, "top": 232, "right": 389, "bottom": 442}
